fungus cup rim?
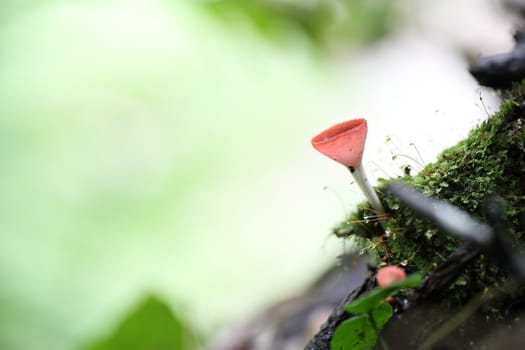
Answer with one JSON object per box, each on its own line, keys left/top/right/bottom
{"left": 311, "top": 118, "right": 367, "bottom": 146}
{"left": 311, "top": 118, "right": 368, "bottom": 168}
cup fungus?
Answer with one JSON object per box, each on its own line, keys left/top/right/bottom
{"left": 376, "top": 265, "right": 406, "bottom": 288}
{"left": 311, "top": 118, "right": 384, "bottom": 212}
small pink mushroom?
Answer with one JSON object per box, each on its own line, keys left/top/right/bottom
{"left": 376, "top": 265, "right": 406, "bottom": 288}
{"left": 311, "top": 118, "right": 384, "bottom": 212}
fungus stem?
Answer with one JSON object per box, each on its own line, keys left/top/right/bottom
{"left": 349, "top": 164, "right": 384, "bottom": 213}
{"left": 311, "top": 118, "right": 385, "bottom": 213}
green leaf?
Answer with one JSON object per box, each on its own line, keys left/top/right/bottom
{"left": 87, "top": 295, "right": 199, "bottom": 350}
{"left": 330, "top": 301, "right": 393, "bottom": 350}
{"left": 345, "top": 288, "right": 388, "bottom": 314}
{"left": 346, "top": 273, "right": 422, "bottom": 314}
{"left": 371, "top": 300, "right": 393, "bottom": 329}
{"left": 330, "top": 315, "right": 377, "bottom": 350}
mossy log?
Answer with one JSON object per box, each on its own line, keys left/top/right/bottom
{"left": 308, "top": 83, "right": 525, "bottom": 349}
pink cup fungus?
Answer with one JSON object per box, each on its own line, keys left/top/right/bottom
{"left": 376, "top": 265, "right": 406, "bottom": 288}
{"left": 311, "top": 118, "right": 384, "bottom": 212}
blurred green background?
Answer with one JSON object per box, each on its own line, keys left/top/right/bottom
{"left": 0, "top": 0, "right": 503, "bottom": 349}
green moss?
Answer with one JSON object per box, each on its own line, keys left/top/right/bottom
{"left": 335, "top": 82, "right": 525, "bottom": 311}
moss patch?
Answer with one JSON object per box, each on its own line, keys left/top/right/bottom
{"left": 335, "top": 82, "right": 525, "bottom": 311}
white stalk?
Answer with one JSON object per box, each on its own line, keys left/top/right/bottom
{"left": 349, "top": 164, "right": 384, "bottom": 213}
